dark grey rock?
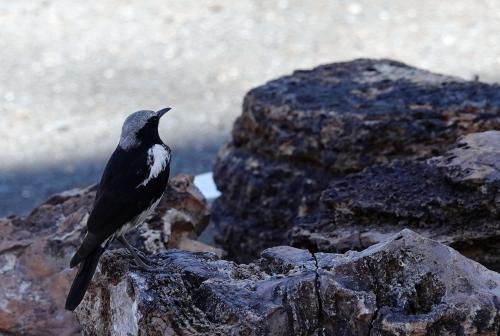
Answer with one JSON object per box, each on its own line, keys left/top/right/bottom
{"left": 75, "top": 230, "right": 500, "bottom": 335}
{"left": 292, "top": 131, "right": 500, "bottom": 272}
{"left": 260, "top": 245, "right": 317, "bottom": 273}
{"left": 77, "top": 249, "right": 320, "bottom": 335}
{"left": 213, "top": 59, "right": 500, "bottom": 261}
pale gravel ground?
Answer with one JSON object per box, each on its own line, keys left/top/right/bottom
{"left": 1, "top": 0, "right": 500, "bottom": 215}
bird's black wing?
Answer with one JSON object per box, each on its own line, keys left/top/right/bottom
{"left": 70, "top": 145, "right": 170, "bottom": 267}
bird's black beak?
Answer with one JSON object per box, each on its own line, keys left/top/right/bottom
{"left": 156, "top": 107, "right": 171, "bottom": 118}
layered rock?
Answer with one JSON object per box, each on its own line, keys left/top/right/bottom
{"left": 76, "top": 230, "right": 500, "bottom": 336}
{"left": 0, "top": 174, "right": 210, "bottom": 336}
{"left": 292, "top": 131, "right": 500, "bottom": 272}
{"left": 213, "top": 59, "right": 500, "bottom": 261}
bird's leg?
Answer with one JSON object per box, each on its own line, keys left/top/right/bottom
{"left": 124, "top": 238, "right": 149, "bottom": 262}
{"left": 117, "top": 235, "right": 154, "bottom": 270}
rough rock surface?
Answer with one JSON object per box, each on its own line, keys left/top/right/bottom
{"left": 0, "top": 174, "right": 210, "bottom": 336}
{"left": 213, "top": 59, "right": 500, "bottom": 261}
{"left": 293, "top": 131, "right": 500, "bottom": 272}
{"left": 76, "top": 230, "right": 500, "bottom": 336}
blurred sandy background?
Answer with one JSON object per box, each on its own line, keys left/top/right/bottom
{"left": 1, "top": 0, "right": 499, "bottom": 216}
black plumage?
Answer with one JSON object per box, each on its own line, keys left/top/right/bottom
{"left": 65, "top": 108, "right": 171, "bottom": 311}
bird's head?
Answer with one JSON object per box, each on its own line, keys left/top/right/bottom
{"left": 119, "top": 107, "right": 171, "bottom": 150}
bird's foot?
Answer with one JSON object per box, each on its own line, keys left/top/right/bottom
{"left": 126, "top": 248, "right": 156, "bottom": 270}
{"left": 129, "top": 253, "right": 156, "bottom": 271}
{"left": 130, "top": 260, "right": 156, "bottom": 271}
{"left": 118, "top": 235, "right": 157, "bottom": 271}
{"left": 135, "top": 250, "right": 152, "bottom": 264}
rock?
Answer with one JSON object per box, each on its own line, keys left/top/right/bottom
{"left": 213, "top": 58, "right": 500, "bottom": 261}
{"left": 76, "top": 230, "right": 500, "bottom": 335}
{"left": 432, "top": 130, "right": 500, "bottom": 188}
{"left": 317, "top": 229, "right": 500, "bottom": 335}
{"left": 140, "top": 173, "right": 214, "bottom": 255}
{"left": 292, "top": 131, "right": 500, "bottom": 272}
{"left": 0, "top": 174, "right": 210, "bottom": 336}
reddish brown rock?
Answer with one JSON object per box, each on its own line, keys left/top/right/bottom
{"left": 0, "top": 174, "right": 209, "bottom": 336}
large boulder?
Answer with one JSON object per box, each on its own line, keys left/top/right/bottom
{"left": 76, "top": 230, "right": 500, "bottom": 335}
{"left": 292, "top": 131, "right": 500, "bottom": 272}
{"left": 213, "top": 59, "right": 500, "bottom": 261}
{"left": 0, "top": 174, "right": 210, "bottom": 336}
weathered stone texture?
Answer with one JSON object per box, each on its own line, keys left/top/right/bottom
{"left": 0, "top": 174, "right": 209, "bottom": 336}
{"left": 213, "top": 59, "right": 500, "bottom": 261}
{"left": 293, "top": 131, "right": 500, "bottom": 272}
{"left": 76, "top": 230, "right": 500, "bottom": 335}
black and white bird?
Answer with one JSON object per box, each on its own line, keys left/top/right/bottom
{"left": 65, "top": 108, "right": 172, "bottom": 311}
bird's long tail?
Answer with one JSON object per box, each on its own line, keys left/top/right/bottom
{"left": 65, "top": 246, "right": 105, "bottom": 311}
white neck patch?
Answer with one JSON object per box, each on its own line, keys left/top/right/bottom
{"left": 137, "top": 144, "right": 170, "bottom": 188}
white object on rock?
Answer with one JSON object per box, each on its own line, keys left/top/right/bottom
{"left": 194, "top": 172, "right": 221, "bottom": 201}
